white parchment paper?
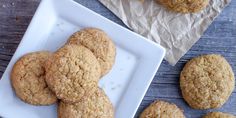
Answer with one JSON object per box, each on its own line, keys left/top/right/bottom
{"left": 99, "top": 0, "right": 231, "bottom": 65}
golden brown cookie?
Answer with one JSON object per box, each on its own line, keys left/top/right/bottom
{"left": 140, "top": 0, "right": 144, "bottom": 3}
{"left": 180, "top": 54, "right": 235, "bottom": 109}
{"left": 45, "top": 44, "right": 101, "bottom": 103}
{"left": 58, "top": 88, "right": 114, "bottom": 118}
{"left": 203, "top": 112, "right": 236, "bottom": 118}
{"left": 140, "top": 100, "right": 185, "bottom": 118}
{"left": 11, "top": 51, "right": 57, "bottom": 105}
{"left": 67, "top": 28, "right": 116, "bottom": 76}
{"left": 157, "top": 0, "right": 209, "bottom": 13}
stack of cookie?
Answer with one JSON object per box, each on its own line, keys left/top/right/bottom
{"left": 11, "top": 28, "right": 116, "bottom": 118}
{"left": 140, "top": 54, "right": 236, "bottom": 118}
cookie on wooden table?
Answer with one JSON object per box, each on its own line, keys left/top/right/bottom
{"left": 11, "top": 51, "right": 57, "bottom": 105}
{"left": 203, "top": 112, "right": 236, "bottom": 118}
{"left": 45, "top": 44, "right": 101, "bottom": 103}
{"left": 180, "top": 54, "right": 235, "bottom": 109}
{"left": 58, "top": 88, "right": 114, "bottom": 118}
{"left": 140, "top": 100, "right": 185, "bottom": 118}
{"left": 67, "top": 28, "right": 116, "bottom": 76}
{"left": 157, "top": 0, "right": 209, "bottom": 13}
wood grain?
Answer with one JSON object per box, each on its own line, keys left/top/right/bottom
{"left": 0, "top": 0, "right": 235, "bottom": 118}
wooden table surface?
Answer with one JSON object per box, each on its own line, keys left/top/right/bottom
{"left": 0, "top": 0, "right": 235, "bottom": 118}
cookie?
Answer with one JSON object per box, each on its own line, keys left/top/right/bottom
{"left": 157, "top": 0, "right": 209, "bottom": 13}
{"left": 180, "top": 54, "right": 235, "bottom": 109}
{"left": 203, "top": 112, "right": 236, "bottom": 118}
{"left": 11, "top": 51, "right": 57, "bottom": 105}
{"left": 45, "top": 44, "right": 101, "bottom": 103}
{"left": 140, "top": 100, "right": 185, "bottom": 118}
{"left": 58, "top": 88, "right": 114, "bottom": 118}
{"left": 67, "top": 28, "right": 116, "bottom": 76}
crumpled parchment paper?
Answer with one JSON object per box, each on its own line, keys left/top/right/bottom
{"left": 99, "top": 0, "right": 231, "bottom": 65}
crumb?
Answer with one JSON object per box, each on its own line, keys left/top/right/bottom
{"left": 111, "top": 87, "right": 116, "bottom": 90}
{"left": 127, "top": 56, "right": 131, "bottom": 60}
{"left": 111, "top": 84, "right": 122, "bottom": 90}
{"left": 117, "top": 84, "right": 122, "bottom": 88}
{"left": 119, "top": 68, "right": 124, "bottom": 71}
{"left": 2, "top": 4, "right": 6, "bottom": 8}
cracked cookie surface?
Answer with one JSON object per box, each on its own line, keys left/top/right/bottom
{"left": 11, "top": 51, "right": 57, "bottom": 105}
{"left": 45, "top": 44, "right": 101, "bottom": 103}
{"left": 140, "top": 100, "right": 185, "bottom": 118}
{"left": 203, "top": 112, "right": 236, "bottom": 118}
{"left": 67, "top": 28, "right": 116, "bottom": 76}
{"left": 58, "top": 88, "right": 114, "bottom": 118}
{"left": 157, "top": 0, "right": 209, "bottom": 13}
{"left": 180, "top": 54, "right": 235, "bottom": 109}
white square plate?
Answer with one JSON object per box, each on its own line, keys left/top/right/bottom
{"left": 0, "top": 0, "right": 165, "bottom": 118}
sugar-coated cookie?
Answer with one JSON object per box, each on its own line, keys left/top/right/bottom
{"left": 11, "top": 51, "right": 57, "bottom": 105}
{"left": 180, "top": 54, "right": 235, "bottom": 109}
{"left": 157, "top": 0, "right": 209, "bottom": 13}
{"left": 58, "top": 88, "right": 114, "bottom": 118}
{"left": 68, "top": 28, "right": 116, "bottom": 76}
{"left": 140, "top": 100, "right": 185, "bottom": 118}
{"left": 45, "top": 44, "right": 101, "bottom": 103}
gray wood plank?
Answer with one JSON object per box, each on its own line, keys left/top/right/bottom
{"left": 0, "top": 0, "right": 235, "bottom": 118}
{"left": 0, "top": 0, "right": 40, "bottom": 75}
